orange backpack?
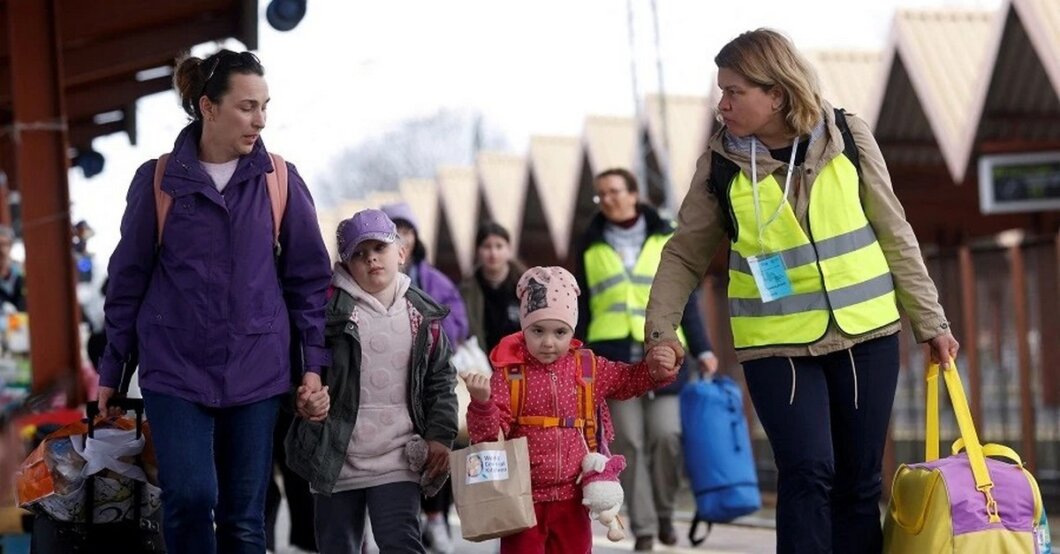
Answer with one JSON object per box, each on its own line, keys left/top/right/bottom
{"left": 505, "top": 349, "right": 600, "bottom": 452}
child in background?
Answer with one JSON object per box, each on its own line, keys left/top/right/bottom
{"left": 286, "top": 209, "right": 458, "bottom": 554}
{"left": 462, "top": 266, "right": 680, "bottom": 554}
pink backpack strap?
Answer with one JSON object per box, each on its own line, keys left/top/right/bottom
{"left": 266, "top": 153, "right": 289, "bottom": 246}
{"left": 154, "top": 154, "right": 172, "bottom": 246}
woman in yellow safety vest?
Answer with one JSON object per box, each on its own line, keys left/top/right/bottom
{"left": 644, "top": 29, "right": 959, "bottom": 554}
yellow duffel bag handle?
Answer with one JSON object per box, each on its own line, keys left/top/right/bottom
{"left": 950, "top": 438, "right": 1023, "bottom": 466}
{"left": 925, "top": 360, "right": 1000, "bottom": 523}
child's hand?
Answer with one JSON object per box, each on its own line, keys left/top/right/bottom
{"left": 297, "top": 372, "right": 330, "bottom": 421}
{"left": 647, "top": 344, "right": 680, "bottom": 382}
{"left": 425, "top": 440, "right": 451, "bottom": 479}
{"left": 460, "top": 371, "right": 491, "bottom": 403}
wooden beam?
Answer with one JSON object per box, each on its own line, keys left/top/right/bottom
{"left": 1009, "top": 243, "right": 1036, "bottom": 471}
{"left": 7, "top": 0, "right": 83, "bottom": 403}
{"left": 1038, "top": 242, "right": 1060, "bottom": 406}
{"left": 65, "top": 74, "right": 171, "bottom": 120}
{"left": 958, "top": 245, "right": 981, "bottom": 424}
{"left": 61, "top": 15, "right": 235, "bottom": 87}
{"left": 238, "top": 0, "right": 259, "bottom": 51}
{"left": 977, "top": 140, "right": 1060, "bottom": 154}
{"left": 56, "top": 0, "right": 233, "bottom": 45}
{"left": 68, "top": 117, "right": 125, "bottom": 150}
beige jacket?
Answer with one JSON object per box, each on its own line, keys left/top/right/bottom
{"left": 644, "top": 103, "right": 950, "bottom": 362}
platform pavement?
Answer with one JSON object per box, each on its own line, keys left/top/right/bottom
{"left": 272, "top": 502, "right": 778, "bottom": 553}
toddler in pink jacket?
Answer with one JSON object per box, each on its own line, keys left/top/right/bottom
{"left": 462, "top": 266, "right": 680, "bottom": 554}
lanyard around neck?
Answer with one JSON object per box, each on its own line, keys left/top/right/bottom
{"left": 750, "top": 137, "right": 799, "bottom": 254}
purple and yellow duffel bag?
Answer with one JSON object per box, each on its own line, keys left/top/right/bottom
{"left": 884, "top": 361, "right": 1045, "bottom": 553}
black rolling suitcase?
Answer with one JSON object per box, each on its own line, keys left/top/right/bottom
{"left": 30, "top": 398, "right": 165, "bottom": 553}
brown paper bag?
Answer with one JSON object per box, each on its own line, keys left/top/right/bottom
{"left": 450, "top": 433, "right": 537, "bottom": 541}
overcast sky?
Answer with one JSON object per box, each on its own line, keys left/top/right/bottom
{"left": 67, "top": 0, "right": 1002, "bottom": 262}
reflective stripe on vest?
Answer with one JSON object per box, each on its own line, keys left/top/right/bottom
{"left": 726, "top": 152, "right": 899, "bottom": 349}
{"left": 584, "top": 235, "right": 687, "bottom": 345}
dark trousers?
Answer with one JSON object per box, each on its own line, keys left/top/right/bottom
{"left": 743, "top": 334, "right": 900, "bottom": 554}
{"left": 314, "top": 481, "right": 425, "bottom": 554}
{"left": 143, "top": 390, "right": 282, "bottom": 554}
{"left": 266, "top": 405, "right": 317, "bottom": 551}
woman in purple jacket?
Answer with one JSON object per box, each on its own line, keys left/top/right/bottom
{"left": 96, "top": 50, "right": 332, "bottom": 554}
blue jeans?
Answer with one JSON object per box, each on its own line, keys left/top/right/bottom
{"left": 143, "top": 390, "right": 281, "bottom": 554}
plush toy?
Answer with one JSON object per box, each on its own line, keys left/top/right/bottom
{"left": 578, "top": 451, "right": 627, "bottom": 542}
{"left": 405, "top": 435, "right": 448, "bottom": 497}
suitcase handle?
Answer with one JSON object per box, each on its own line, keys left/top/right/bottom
{"left": 85, "top": 398, "right": 145, "bottom": 439}
{"left": 86, "top": 398, "right": 144, "bottom": 418}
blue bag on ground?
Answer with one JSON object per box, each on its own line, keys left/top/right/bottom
{"left": 680, "top": 376, "right": 761, "bottom": 546}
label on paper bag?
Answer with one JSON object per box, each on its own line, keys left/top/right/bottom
{"left": 747, "top": 254, "right": 793, "bottom": 303}
{"left": 465, "top": 450, "right": 509, "bottom": 484}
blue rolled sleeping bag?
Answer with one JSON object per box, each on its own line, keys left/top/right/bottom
{"left": 680, "top": 376, "right": 761, "bottom": 545}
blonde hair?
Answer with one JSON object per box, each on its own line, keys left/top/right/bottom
{"left": 715, "top": 29, "right": 823, "bottom": 136}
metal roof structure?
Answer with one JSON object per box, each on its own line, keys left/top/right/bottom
{"left": 875, "top": 9, "right": 996, "bottom": 181}
{"left": 583, "top": 115, "right": 638, "bottom": 176}
{"left": 643, "top": 94, "right": 713, "bottom": 206}
{"left": 398, "top": 178, "right": 440, "bottom": 263}
{"left": 807, "top": 50, "right": 884, "bottom": 125}
{"left": 476, "top": 151, "right": 528, "bottom": 250}
{"left": 527, "top": 135, "right": 581, "bottom": 260}
{"left": 436, "top": 166, "right": 479, "bottom": 276}
{"left": 972, "top": 0, "right": 1060, "bottom": 150}
{"left": 336, "top": 1, "right": 1060, "bottom": 278}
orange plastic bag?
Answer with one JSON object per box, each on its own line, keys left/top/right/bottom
{"left": 15, "top": 415, "right": 156, "bottom": 508}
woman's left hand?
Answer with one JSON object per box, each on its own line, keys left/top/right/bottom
{"left": 927, "top": 332, "right": 960, "bottom": 370}
{"left": 425, "top": 440, "right": 450, "bottom": 479}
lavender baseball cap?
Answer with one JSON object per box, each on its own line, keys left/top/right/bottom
{"left": 381, "top": 202, "right": 419, "bottom": 231}
{"left": 336, "top": 208, "right": 399, "bottom": 262}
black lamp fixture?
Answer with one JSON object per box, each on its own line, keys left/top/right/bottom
{"left": 74, "top": 149, "right": 105, "bottom": 179}
{"left": 267, "top": 0, "right": 307, "bottom": 32}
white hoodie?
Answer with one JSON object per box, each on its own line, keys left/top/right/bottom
{"left": 330, "top": 263, "right": 419, "bottom": 492}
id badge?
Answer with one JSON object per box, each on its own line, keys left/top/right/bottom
{"left": 747, "top": 254, "right": 793, "bottom": 303}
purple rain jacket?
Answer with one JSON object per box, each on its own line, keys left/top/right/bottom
{"left": 98, "top": 122, "right": 331, "bottom": 407}
{"left": 413, "top": 260, "right": 469, "bottom": 345}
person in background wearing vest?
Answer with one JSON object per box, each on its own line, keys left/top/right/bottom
{"left": 380, "top": 201, "right": 468, "bottom": 554}
{"left": 573, "top": 167, "right": 717, "bottom": 551}
{"left": 644, "top": 29, "right": 960, "bottom": 554}
{"left": 96, "top": 50, "right": 333, "bottom": 554}
{"left": 285, "top": 209, "right": 457, "bottom": 554}
{"left": 463, "top": 266, "right": 681, "bottom": 554}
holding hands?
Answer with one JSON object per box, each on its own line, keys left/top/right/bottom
{"left": 646, "top": 340, "right": 684, "bottom": 383}
{"left": 297, "top": 372, "right": 330, "bottom": 421}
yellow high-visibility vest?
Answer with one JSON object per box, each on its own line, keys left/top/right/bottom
{"left": 726, "top": 152, "right": 900, "bottom": 349}
{"left": 584, "top": 235, "right": 687, "bottom": 345}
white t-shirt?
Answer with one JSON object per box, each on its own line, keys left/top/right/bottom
{"left": 200, "top": 159, "right": 239, "bottom": 192}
